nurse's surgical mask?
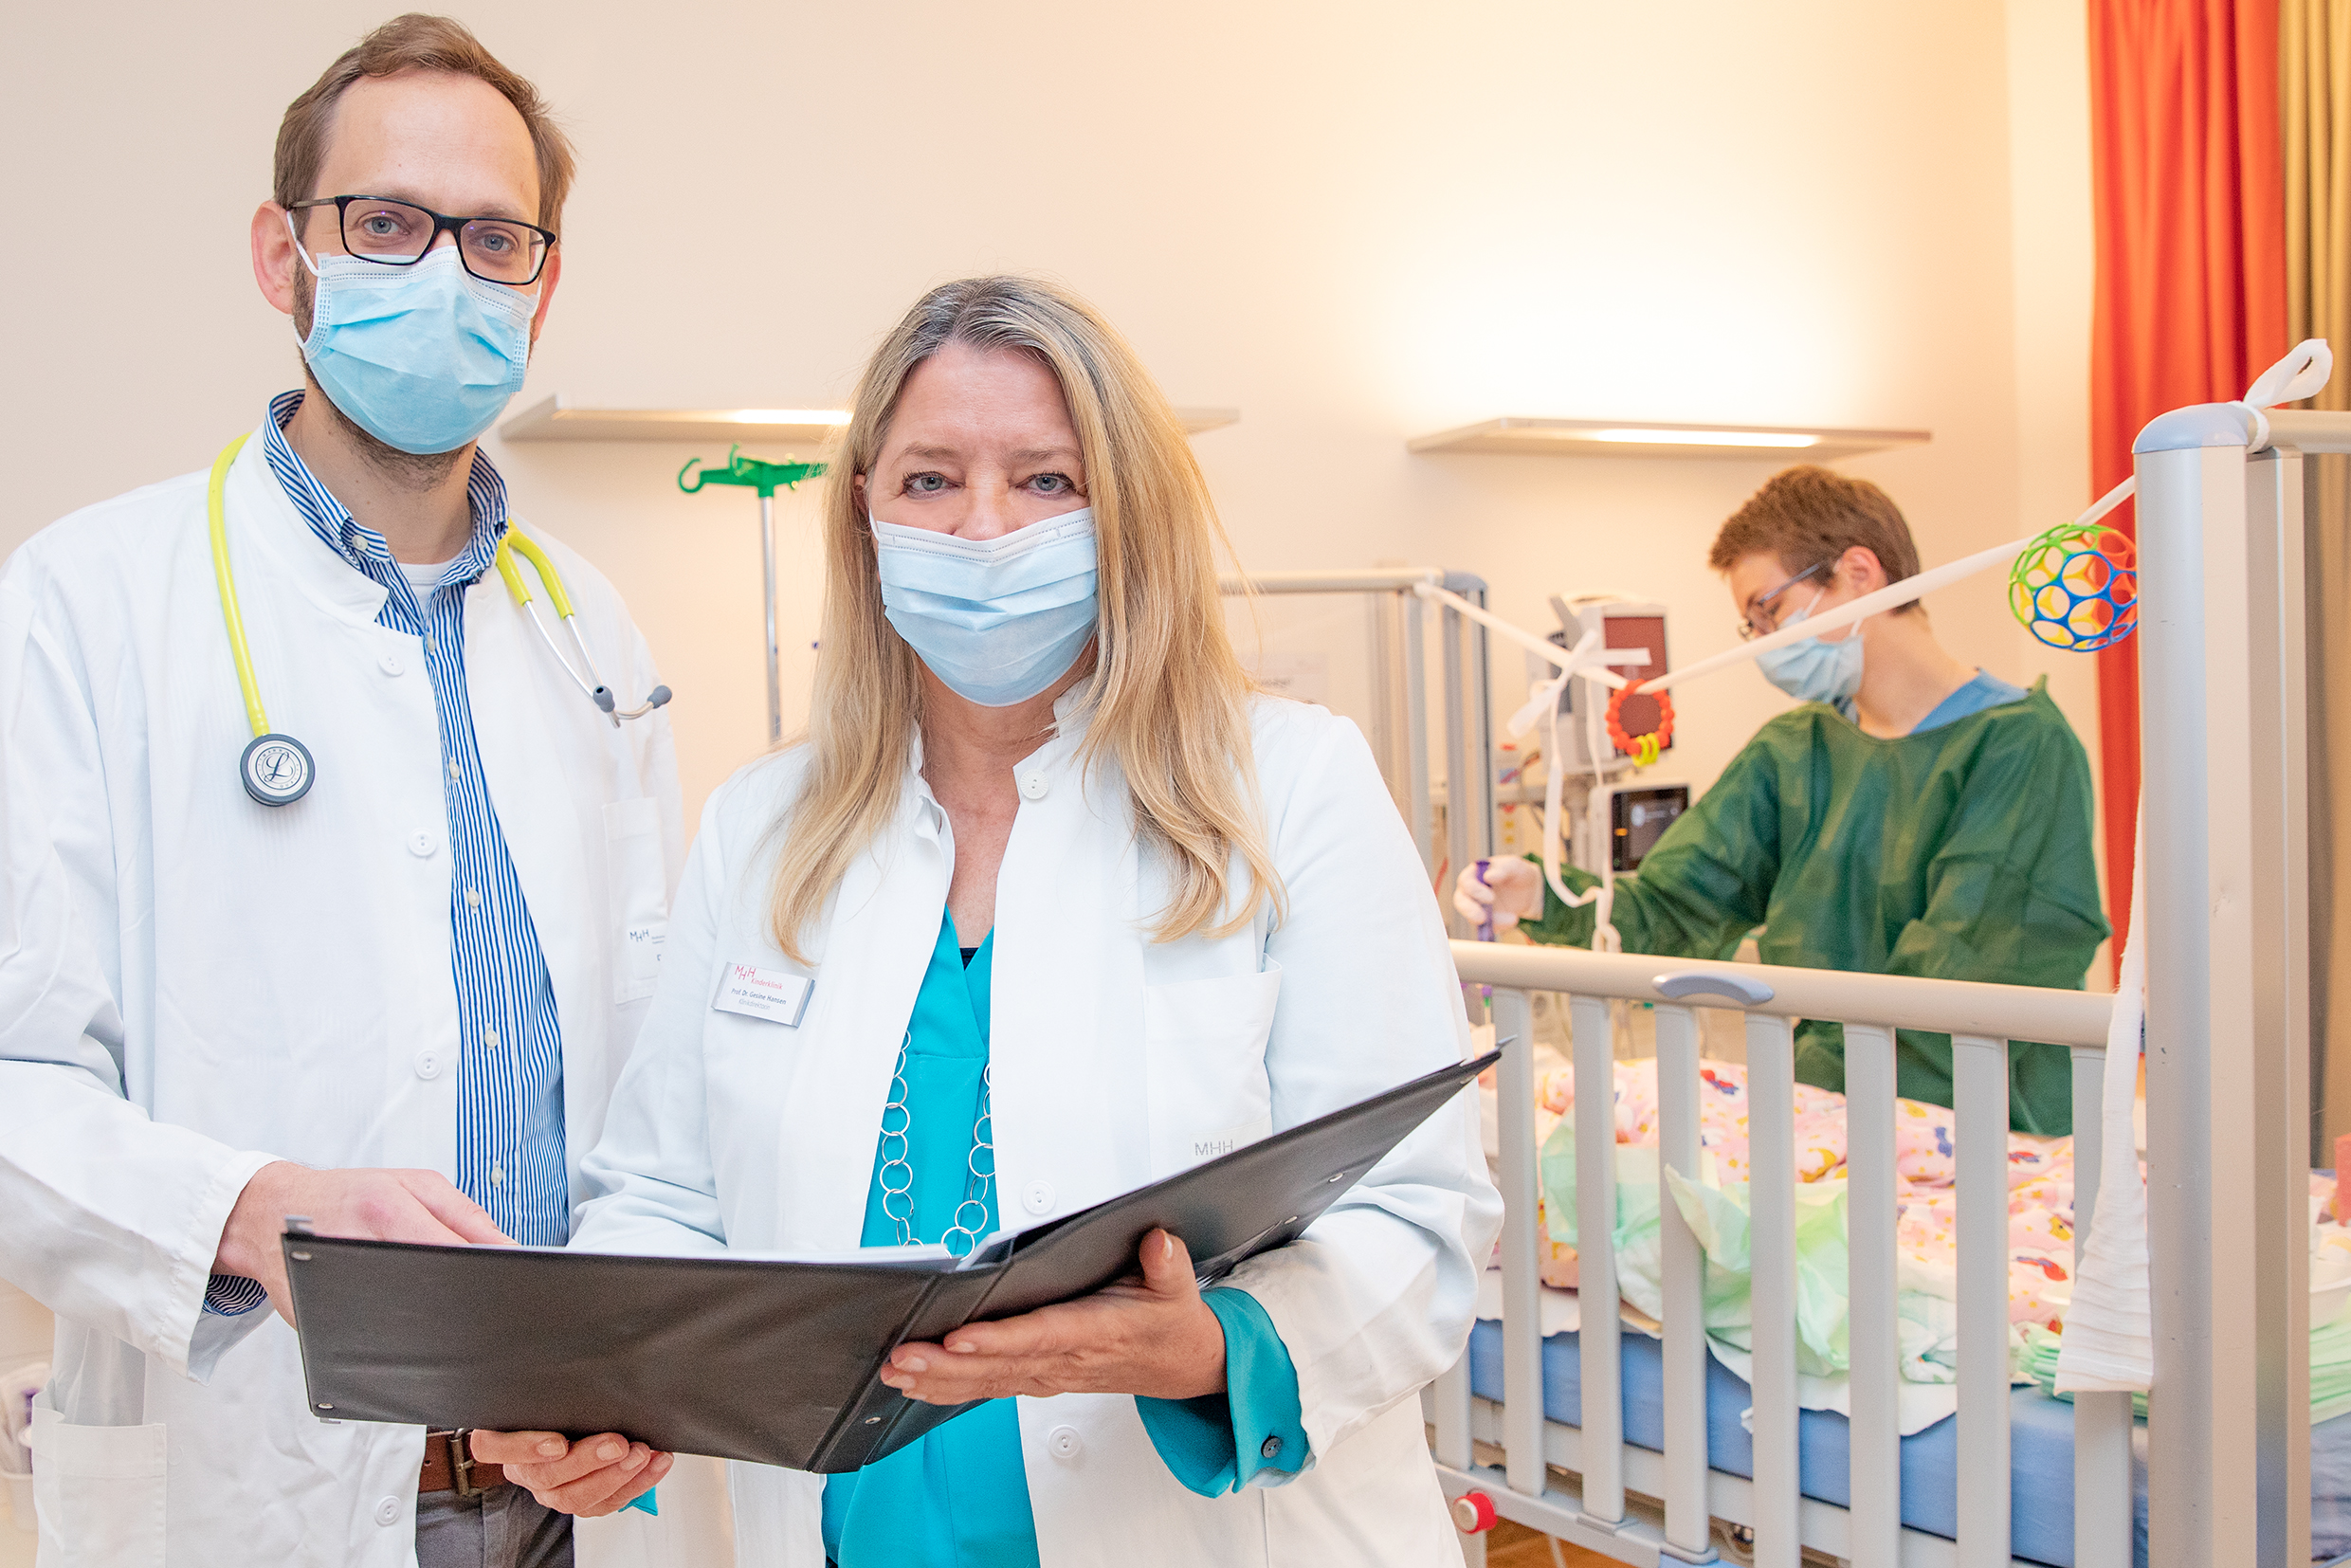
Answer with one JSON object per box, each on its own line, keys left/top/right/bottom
{"left": 872, "top": 509, "right": 1100, "bottom": 706}
{"left": 290, "top": 219, "right": 534, "bottom": 455}
{"left": 1754, "top": 590, "right": 1868, "bottom": 708}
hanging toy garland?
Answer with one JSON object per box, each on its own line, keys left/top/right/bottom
{"left": 1606, "top": 682, "right": 1674, "bottom": 767}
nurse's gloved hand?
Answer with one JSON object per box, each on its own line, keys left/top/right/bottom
{"left": 1453, "top": 856, "right": 1542, "bottom": 931}
{"left": 210, "top": 1161, "right": 513, "bottom": 1325}
{"left": 877, "top": 1229, "right": 1227, "bottom": 1405}
{"left": 468, "top": 1431, "right": 674, "bottom": 1517}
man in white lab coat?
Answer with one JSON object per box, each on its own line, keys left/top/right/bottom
{"left": 0, "top": 15, "right": 703, "bottom": 1567}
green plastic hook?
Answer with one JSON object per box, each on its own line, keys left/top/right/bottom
{"left": 678, "top": 444, "right": 828, "bottom": 500}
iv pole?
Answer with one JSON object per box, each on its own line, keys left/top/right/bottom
{"left": 678, "top": 446, "right": 827, "bottom": 742}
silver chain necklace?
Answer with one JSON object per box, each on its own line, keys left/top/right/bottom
{"left": 876, "top": 1031, "right": 996, "bottom": 1257}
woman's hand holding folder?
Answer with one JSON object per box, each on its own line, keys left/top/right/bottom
{"left": 878, "top": 1229, "right": 1226, "bottom": 1405}
{"left": 470, "top": 1228, "right": 1221, "bottom": 1516}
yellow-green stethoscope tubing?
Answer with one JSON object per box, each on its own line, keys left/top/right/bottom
{"left": 496, "top": 529, "right": 574, "bottom": 618}
{"left": 210, "top": 433, "right": 318, "bottom": 805}
{"left": 492, "top": 520, "right": 672, "bottom": 724}
{"left": 208, "top": 434, "right": 270, "bottom": 739}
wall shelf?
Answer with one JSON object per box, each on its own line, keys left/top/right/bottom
{"left": 1406, "top": 417, "right": 1929, "bottom": 462}
{"left": 501, "top": 395, "right": 1240, "bottom": 445}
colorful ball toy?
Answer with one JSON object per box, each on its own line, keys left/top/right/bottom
{"left": 2009, "top": 523, "right": 2139, "bottom": 652}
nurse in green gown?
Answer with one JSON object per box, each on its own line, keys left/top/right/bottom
{"left": 1458, "top": 466, "right": 2108, "bottom": 1134}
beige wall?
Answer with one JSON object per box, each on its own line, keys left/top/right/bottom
{"left": 2003, "top": 0, "right": 2109, "bottom": 982}
{"left": 3, "top": 0, "right": 2102, "bottom": 834}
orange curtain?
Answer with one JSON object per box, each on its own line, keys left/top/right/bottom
{"left": 2088, "top": 0, "right": 2288, "bottom": 965}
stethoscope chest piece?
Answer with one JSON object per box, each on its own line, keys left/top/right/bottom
{"left": 205, "top": 429, "right": 669, "bottom": 812}
{"left": 241, "top": 733, "right": 316, "bottom": 807}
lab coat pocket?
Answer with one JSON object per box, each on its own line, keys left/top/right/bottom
{"left": 604, "top": 797, "right": 669, "bottom": 1004}
{"left": 1143, "top": 962, "right": 1283, "bottom": 1177}
{"left": 30, "top": 1405, "right": 166, "bottom": 1567}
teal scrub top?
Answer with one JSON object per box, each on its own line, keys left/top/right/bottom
{"left": 820, "top": 912, "right": 1311, "bottom": 1567}
{"left": 1521, "top": 678, "right": 2106, "bottom": 1135}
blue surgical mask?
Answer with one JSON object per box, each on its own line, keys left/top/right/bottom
{"left": 1754, "top": 594, "right": 1868, "bottom": 709}
{"left": 872, "top": 509, "right": 1100, "bottom": 706}
{"left": 297, "top": 243, "right": 534, "bottom": 455}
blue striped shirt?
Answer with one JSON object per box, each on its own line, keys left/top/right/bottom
{"left": 205, "top": 392, "right": 570, "bottom": 1316}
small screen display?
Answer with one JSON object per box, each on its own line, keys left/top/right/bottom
{"left": 1612, "top": 785, "right": 1689, "bottom": 872}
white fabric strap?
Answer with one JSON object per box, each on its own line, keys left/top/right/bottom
{"left": 1412, "top": 581, "right": 1631, "bottom": 693}
{"left": 2245, "top": 337, "right": 2333, "bottom": 407}
{"left": 2054, "top": 812, "right": 2151, "bottom": 1394}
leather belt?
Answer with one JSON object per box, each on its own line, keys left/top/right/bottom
{"left": 420, "top": 1430, "right": 507, "bottom": 1497}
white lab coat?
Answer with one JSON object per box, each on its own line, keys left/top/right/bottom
{"left": 574, "top": 688, "right": 1504, "bottom": 1568}
{"left": 0, "top": 430, "right": 704, "bottom": 1566}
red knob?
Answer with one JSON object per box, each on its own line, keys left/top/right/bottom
{"left": 1451, "top": 1490, "right": 1499, "bottom": 1533}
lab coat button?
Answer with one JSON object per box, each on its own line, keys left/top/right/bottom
{"left": 1020, "top": 772, "right": 1048, "bottom": 801}
{"left": 1047, "top": 1425, "right": 1083, "bottom": 1464}
{"left": 374, "top": 1496, "right": 401, "bottom": 1527}
{"left": 409, "top": 831, "right": 437, "bottom": 858}
{"left": 378, "top": 653, "right": 404, "bottom": 677}
{"left": 414, "top": 1049, "right": 442, "bottom": 1081}
{"left": 1021, "top": 1180, "right": 1055, "bottom": 1215}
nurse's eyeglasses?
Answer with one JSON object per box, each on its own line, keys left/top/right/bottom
{"left": 286, "top": 195, "right": 557, "bottom": 286}
{"left": 1736, "top": 559, "right": 1832, "bottom": 641}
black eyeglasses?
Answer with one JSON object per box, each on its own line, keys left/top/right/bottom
{"left": 1735, "top": 559, "right": 1832, "bottom": 641}
{"left": 287, "top": 195, "right": 556, "bottom": 286}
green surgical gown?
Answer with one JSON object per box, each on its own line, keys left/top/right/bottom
{"left": 1518, "top": 680, "right": 2107, "bottom": 1134}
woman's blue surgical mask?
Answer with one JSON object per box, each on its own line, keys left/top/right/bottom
{"left": 295, "top": 235, "right": 534, "bottom": 455}
{"left": 872, "top": 508, "right": 1100, "bottom": 706}
{"left": 1755, "top": 592, "right": 1868, "bottom": 709}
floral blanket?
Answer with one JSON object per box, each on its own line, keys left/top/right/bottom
{"left": 1485, "top": 1052, "right": 2345, "bottom": 1431}
{"left": 1510, "top": 1056, "right": 2081, "bottom": 1330}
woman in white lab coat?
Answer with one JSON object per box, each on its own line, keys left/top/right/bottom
{"left": 478, "top": 276, "right": 1501, "bottom": 1567}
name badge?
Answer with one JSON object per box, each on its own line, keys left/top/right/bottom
{"left": 713, "top": 962, "right": 813, "bottom": 1027}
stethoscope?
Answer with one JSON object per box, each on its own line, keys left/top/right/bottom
{"left": 208, "top": 433, "right": 672, "bottom": 807}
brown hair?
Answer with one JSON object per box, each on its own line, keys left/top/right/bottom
{"left": 274, "top": 14, "right": 575, "bottom": 232}
{"left": 1709, "top": 465, "right": 1924, "bottom": 613}
{"left": 767, "top": 276, "right": 1283, "bottom": 964}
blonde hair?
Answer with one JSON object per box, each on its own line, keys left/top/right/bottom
{"left": 768, "top": 277, "right": 1283, "bottom": 962}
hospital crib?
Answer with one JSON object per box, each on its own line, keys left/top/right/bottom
{"left": 1430, "top": 940, "right": 2123, "bottom": 1568}
{"left": 1428, "top": 393, "right": 2348, "bottom": 1566}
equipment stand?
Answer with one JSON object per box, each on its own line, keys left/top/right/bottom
{"left": 680, "top": 447, "right": 827, "bottom": 744}
{"left": 758, "top": 491, "right": 780, "bottom": 741}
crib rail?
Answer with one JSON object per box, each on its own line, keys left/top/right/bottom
{"left": 1431, "top": 939, "right": 2130, "bottom": 1568}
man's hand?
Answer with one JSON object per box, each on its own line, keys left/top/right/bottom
{"left": 467, "top": 1431, "right": 672, "bottom": 1518}
{"left": 1453, "top": 855, "right": 1543, "bottom": 932}
{"left": 211, "top": 1161, "right": 511, "bottom": 1324}
{"left": 877, "top": 1229, "right": 1227, "bottom": 1405}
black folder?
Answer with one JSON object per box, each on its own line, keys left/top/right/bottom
{"left": 282, "top": 1048, "right": 1498, "bottom": 1471}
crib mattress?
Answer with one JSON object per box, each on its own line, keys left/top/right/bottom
{"left": 1465, "top": 1321, "right": 2351, "bottom": 1565}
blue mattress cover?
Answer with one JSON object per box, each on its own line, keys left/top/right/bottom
{"left": 1466, "top": 1320, "right": 2351, "bottom": 1565}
